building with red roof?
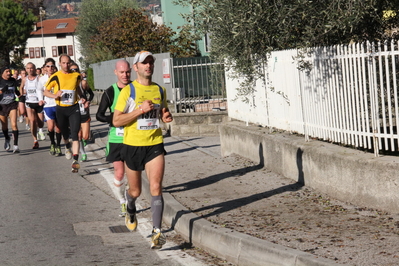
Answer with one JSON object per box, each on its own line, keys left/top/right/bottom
{"left": 22, "top": 17, "right": 82, "bottom": 68}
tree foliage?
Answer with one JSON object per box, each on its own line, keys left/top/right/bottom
{"left": 15, "top": 0, "right": 43, "bottom": 16}
{"left": 76, "top": 0, "right": 139, "bottom": 65}
{"left": 175, "top": 0, "right": 399, "bottom": 101}
{"left": 0, "top": 0, "right": 37, "bottom": 66}
{"left": 88, "top": 8, "right": 199, "bottom": 63}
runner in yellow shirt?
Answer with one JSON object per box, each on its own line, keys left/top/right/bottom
{"left": 43, "top": 54, "right": 88, "bottom": 173}
{"left": 113, "top": 51, "right": 173, "bottom": 249}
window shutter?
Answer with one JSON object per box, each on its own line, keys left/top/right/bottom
{"left": 67, "top": 45, "right": 73, "bottom": 56}
{"left": 52, "top": 46, "right": 57, "bottom": 57}
{"left": 29, "top": 48, "right": 35, "bottom": 58}
{"left": 35, "top": 47, "right": 41, "bottom": 58}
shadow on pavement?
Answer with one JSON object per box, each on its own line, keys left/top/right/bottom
{"left": 168, "top": 144, "right": 306, "bottom": 244}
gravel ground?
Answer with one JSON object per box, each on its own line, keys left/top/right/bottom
{"left": 162, "top": 137, "right": 399, "bottom": 266}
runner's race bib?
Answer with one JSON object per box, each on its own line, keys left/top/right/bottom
{"left": 3, "top": 86, "right": 15, "bottom": 100}
{"left": 137, "top": 104, "right": 160, "bottom": 130}
{"left": 27, "top": 87, "right": 39, "bottom": 102}
{"left": 116, "top": 127, "right": 124, "bottom": 136}
{"left": 60, "top": 90, "right": 75, "bottom": 105}
{"left": 79, "top": 99, "right": 87, "bottom": 115}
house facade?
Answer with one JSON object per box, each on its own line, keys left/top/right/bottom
{"left": 22, "top": 17, "right": 82, "bottom": 68}
{"left": 160, "top": 0, "right": 209, "bottom": 56}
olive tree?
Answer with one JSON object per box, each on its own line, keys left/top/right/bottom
{"left": 175, "top": 0, "right": 399, "bottom": 101}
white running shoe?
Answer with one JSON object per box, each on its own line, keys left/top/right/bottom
{"left": 18, "top": 116, "right": 23, "bottom": 123}
{"left": 65, "top": 148, "right": 72, "bottom": 160}
{"left": 4, "top": 139, "right": 10, "bottom": 151}
{"left": 13, "top": 145, "right": 20, "bottom": 153}
{"left": 25, "top": 124, "right": 30, "bottom": 131}
{"left": 38, "top": 131, "right": 46, "bottom": 141}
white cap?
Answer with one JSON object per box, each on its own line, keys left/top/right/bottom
{"left": 133, "top": 51, "right": 155, "bottom": 64}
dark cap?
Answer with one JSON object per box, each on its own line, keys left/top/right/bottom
{"left": 0, "top": 66, "right": 10, "bottom": 75}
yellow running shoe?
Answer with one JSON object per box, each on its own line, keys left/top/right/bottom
{"left": 125, "top": 209, "right": 138, "bottom": 231}
{"left": 150, "top": 228, "right": 166, "bottom": 249}
{"left": 119, "top": 203, "right": 127, "bottom": 217}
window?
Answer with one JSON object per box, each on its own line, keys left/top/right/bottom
{"left": 35, "top": 47, "right": 41, "bottom": 58}
{"left": 56, "top": 23, "right": 68, "bottom": 29}
{"left": 52, "top": 45, "right": 74, "bottom": 57}
{"left": 52, "top": 46, "right": 57, "bottom": 57}
{"left": 56, "top": 33, "right": 66, "bottom": 39}
{"left": 41, "top": 47, "right": 46, "bottom": 58}
{"left": 67, "top": 45, "right": 73, "bottom": 56}
{"left": 30, "top": 47, "right": 45, "bottom": 58}
{"left": 29, "top": 47, "right": 35, "bottom": 58}
{"left": 58, "top": 45, "right": 67, "bottom": 55}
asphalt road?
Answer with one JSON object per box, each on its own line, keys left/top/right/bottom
{"left": 0, "top": 120, "right": 205, "bottom": 266}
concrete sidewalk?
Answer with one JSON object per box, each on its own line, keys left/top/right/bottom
{"left": 156, "top": 136, "right": 344, "bottom": 266}
{"left": 85, "top": 104, "right": 344, "bottom": 266}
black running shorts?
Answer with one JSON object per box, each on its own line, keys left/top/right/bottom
{"left": 106, "top": 142, "right": 124, "bottom": 162}
{"left": 0, "top": 101, "right": 18, "bottom": 116}
{"left": 122, "top": 143, "right": 166, "bottom": 171}
{"left": 19, "top": 95, "right": 26, "bottom": 103}
{"left": 25, "top": 102, "right": 44, "bottom": 113}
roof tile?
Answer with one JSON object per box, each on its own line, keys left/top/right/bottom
{"left": 31, "top": 17, "right": 78, "bottom": 35}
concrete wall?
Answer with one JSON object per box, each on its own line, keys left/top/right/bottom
{"left": 220, "top": 122, "right": 399, "bottom": 213}
{"left": 164, "top": 111, "right": 230, "bottom": 136}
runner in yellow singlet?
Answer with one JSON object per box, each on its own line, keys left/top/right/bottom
{"left": 113, "top": 51, "right": 173, "bottom": 249}
{"left": 43, "top": 54, "right": 88, "bottom": 173}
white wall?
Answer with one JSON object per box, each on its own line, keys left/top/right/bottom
{"left": 226, "top": 73, "right": 269, "bottom": 126}
{"left": 22, "top": 34, "right": 82, "bottom": 69}
{"left": 226, "top": 49, "right": 302, "bottom": 130}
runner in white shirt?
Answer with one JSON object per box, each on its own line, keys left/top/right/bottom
{"left": 19, "top": 62, "right": 45, "bottom": 149}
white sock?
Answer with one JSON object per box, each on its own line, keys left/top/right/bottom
{"left": 117, "top": 186, "right": 126, "bottom": 202}
{"left": 113, "top": 177, "right": 126, "bottom": 202}
{"left": 79, "top": 140, "right": 86, "bottom": 155}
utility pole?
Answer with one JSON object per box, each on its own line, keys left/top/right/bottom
{"left": 39, "top": 6, "right": 46, "bottom": 58}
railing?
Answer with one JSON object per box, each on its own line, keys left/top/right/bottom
{"left": 171, "top": 57, "right": 227, "bottom": 113}
{"left": 91, "top": 55, "right": 228, "bottom": 113}
{"left": 226, "top": 40, "right": 399, "bottom": 155}
{"left": 299, "top": 41, "right": 399, "bottom": 156}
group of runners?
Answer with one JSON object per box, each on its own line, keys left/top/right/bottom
{"left": 0, "top": 54, "right": 93, "bottom": 173}
{"left": 1, "top": 50, "right": 173, "bottom": 249}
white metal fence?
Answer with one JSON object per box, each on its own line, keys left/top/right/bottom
{"left": 171, "top": 57, "right": 227, "bottom": 113}
{"left": 226, "top": 41, "right": 399, "bottom": 155}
